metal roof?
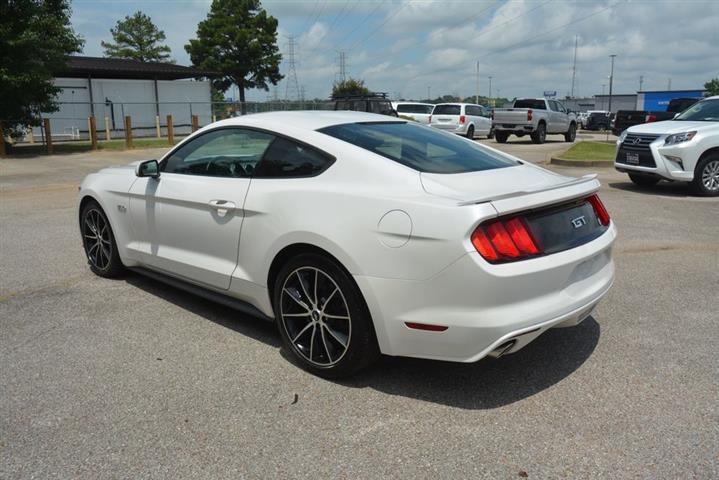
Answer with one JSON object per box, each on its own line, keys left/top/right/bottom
{"left": 57, "top": 56, "right": 215, "bottom": 80}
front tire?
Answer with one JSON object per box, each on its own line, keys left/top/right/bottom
{"left": 273, "top": 253, "right": 380, "bottom": 378}
{"left": 531, "top": 123, "right": 546, "bottom": 144}
{"left": 80, "top": 201, "right": 124, "bottom": 278}
{"left": 692, "top": 154, "right": 719, "bottom": 196}
{"left": 628, "top": 172, "right": 660, "bottom": 187}
{"left": 495, "top": 131, "right": 509, "bottom": 143}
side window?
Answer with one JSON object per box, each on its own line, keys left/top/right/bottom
{"left": 254, "top": 137, "right": 333, "bottom": 178}
{"left": 163, "top": 128, "right": 275, "bottom": 177}
{"left": 548, "top": 100, "right": 557, "bottom": 111}
{"left": 556, "top": 101, "right": 566, "bottom": 113}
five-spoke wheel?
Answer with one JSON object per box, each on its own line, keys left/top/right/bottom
{"left": 81, "top": 201, "right": 123, "bottom": 277}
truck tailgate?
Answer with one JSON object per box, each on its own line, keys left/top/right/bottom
{"left": 493, "top": 109, "right": 530, "bottom": 125}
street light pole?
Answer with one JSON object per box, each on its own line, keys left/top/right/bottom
{"left": 427, "top": 86, "right": 431, "bottom": 101}
{"left": 488, "top": 76, "right": 493, "bottom": 100}
{"left": 608, "top": 54, "right": 617, "bottom": 113}
{"left": 476, "top": 61, "right": 480, "bottom": 104}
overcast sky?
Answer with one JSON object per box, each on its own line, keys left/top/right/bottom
{"left": 71, "top": 0, "right": 719, "bottom": 101}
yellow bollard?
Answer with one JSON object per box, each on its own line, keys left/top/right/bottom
{"left": 104, "top": 117, "right": 110, "bottom": 141}
{"left": 155, "top": 115, "right": 161, "bottom": 138}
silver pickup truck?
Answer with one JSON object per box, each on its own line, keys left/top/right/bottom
{"left": 493, "top": 98, "right": 577, "bottom": 144}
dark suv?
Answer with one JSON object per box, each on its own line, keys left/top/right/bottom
{"left": 333, "top": 93, "right": 397, "bottom": 117}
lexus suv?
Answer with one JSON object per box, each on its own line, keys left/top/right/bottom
{"left": 615, "top": 95, "right": 719, "bottom": 196}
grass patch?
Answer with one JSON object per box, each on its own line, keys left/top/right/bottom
{"left": 6, "top": 137, "right": 184, "bottom": 156}
{"left": 558, "top": 141, "right": 616, "bottom": 161}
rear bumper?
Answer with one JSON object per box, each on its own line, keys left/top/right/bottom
{"left": 431, "top": 124, "right": 467, "bottom": 135}
{"left": 355, "top": 223, "right": 616, "bottom": 363}
{"left": 494, "top": 123, "right": 536, "bottom": 133}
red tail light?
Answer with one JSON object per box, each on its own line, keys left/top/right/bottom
{"left": 527, "top": 109, "right": 533, "bottom": 121}
{"left": 472, "top": 215, "right": 540, "bottom": 263}
{"left": 459, "top": 115, "right": 465, "bottom": 124}
{"left": 645, "top": 114, "right": 656, "bottom": 123}
{"left": 587, "top": 194, "right": 610, "bottom": 226}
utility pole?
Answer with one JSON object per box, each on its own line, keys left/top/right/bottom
{"left": 427, "top": 86, "right": 431, "bottom": 101}
{"left": 668, "top": 78, "right": 672, "bottom": 90}
{"left": 475, "top": 61, "right": 480, "bottom": 104}
{"left": 488, "top": 75, "right": 493, "bottom": 100}
{"left": 639, "top": 75, "right": 644, "bottom": 92}
{"left": 285, "top": 35, "right": 301, "bottom": 101}
{"left": 570, "top": 35, "right": 578, "bottom": 98}
{"left": 607, "top": 54, "right": 616, "bottom": 113}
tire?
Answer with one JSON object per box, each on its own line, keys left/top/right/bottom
{"left": 691, "top": 154, "right": 719, "bottom": 196}
{"left": 628, "top": 172, "right": 660, "bottom": 187}
{"left": 495, "top": 131, "right": 509, "bottom": 143}
{"left": 465, "top": 125, "right": 474, "bottom": 139}
{"left": 531, "top": 123, "right": 546, "bottom": 144}
{"left": 80, "top": 200, "right": 124, "bottom": 278}
{"left": 564, "top": 122, "right": 577, "bottom": 142}
{"left": 273, "top": 253, "right": 380, "bottom": 378}
{"left": 487, "top": 126, "right": 494, "bottom": 139}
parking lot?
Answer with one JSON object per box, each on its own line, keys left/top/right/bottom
{"left": 1, "top": 139, "right": 717, "bottom": 478}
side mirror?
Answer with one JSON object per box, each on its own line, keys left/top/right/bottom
{"left": 136, "top": 159, "right": 160, "bottom": 178}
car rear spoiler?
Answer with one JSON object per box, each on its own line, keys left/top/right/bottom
{"left": 458, "top": 174, "right": 601, "bottom": 213}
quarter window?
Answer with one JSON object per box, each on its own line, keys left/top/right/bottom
{"left": 162, "top": 128, "right": 274, "bottom": 177}
{"left": 253, "top": 137, "right": 333, "bottom": 178}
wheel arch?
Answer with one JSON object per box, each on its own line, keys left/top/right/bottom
{"left": 698, "top": 146, "right": 719, "bottom": 165}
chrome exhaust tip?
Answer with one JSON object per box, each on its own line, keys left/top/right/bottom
{"left": 488, "top": 339, "right": 516, "bottom": 359}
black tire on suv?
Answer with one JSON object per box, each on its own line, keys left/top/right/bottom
{"left": 564, "top": 122, "right": 577, "bottom": 142}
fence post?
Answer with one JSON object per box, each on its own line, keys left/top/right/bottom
{"left": 212, "top": 114, "right": 217, "bottom": 123}
{"left": 89, "top": 116, "right": 98, "bottom": 150}
{"left": 166, "top": 114, "right": 174, "bottom": 145}
{"left": 27, "top": 125, "right": 35, "bottom": 144}
{"left": 104, "top": 117, "right": 111, "bottom": 141}
{"left": 0, "top": 123, "right": 6, "bottom": 157}
{"left": 124, "top": 115, "right": 133, "bottom": 149}
{"left": 191, "top": 114, "right": 199, "bottom": 132}
{"left": 44, "top": 118, "right": 53, "bottom": 154}
{"left": 155, "top": 115, "right": 161, "bottom": 138}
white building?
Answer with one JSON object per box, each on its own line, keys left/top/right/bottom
{"left": 37, "top": 56, "right": 213, "bottom": 140}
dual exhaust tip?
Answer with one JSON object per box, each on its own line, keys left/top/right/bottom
{"left": 488, "top": 339, "right": 517, "bottom": 359}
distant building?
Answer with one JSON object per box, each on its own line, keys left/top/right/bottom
{"left": 636, "top": 89, "right": 705, "bottom": 111}
{"left": 562, "top": 89, "right": 706, "bottom": 114}
{"left": 36, "top": 56, "right": 214, "bottom": 139}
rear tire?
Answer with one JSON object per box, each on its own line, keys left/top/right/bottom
{"left": 465, "top": 125, "right": 474, "bottom": 139}
{"left": 80, "top": 201, "right": 124, "bottom": 278}
{"left": 273, "top": 253, "right": 380, "bottom": 378}
{"left": 495, "top": 131, "right": 509, "bottom": 143}
{"left": 531, "top": 123, "right": 546, "bottom": 144}
{"left": 628, "top": 172, "right": 660, "bottom": 187}
{"left": 564, "top": 122, "right": 577, "bottom": 142}
{"left": 691, "top": 154, "right": 719, "bottom": 196}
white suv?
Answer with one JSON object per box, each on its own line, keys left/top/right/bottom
{"left": 429, "top": 103, "right": 493, "bottom": 139}
{"left": 615, "top": 95, "right": 719, "bottom": 196}
{"left": 391, "top": 102, "right": 434, "bottom": 124}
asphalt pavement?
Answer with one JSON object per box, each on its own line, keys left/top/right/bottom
{"left": 1, "top": 135, "right": 717, "bottom": 479}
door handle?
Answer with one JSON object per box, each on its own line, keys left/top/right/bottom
{"left": 208, "top": 199, "right": 236, "bottom": 217}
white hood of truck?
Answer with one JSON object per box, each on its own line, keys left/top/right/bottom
{"left": 628, "top": 120, "right": 716, "bottom": 135}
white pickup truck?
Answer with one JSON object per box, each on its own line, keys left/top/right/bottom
{"left": 493, "top": 98, "right": 577, "bottom": 144}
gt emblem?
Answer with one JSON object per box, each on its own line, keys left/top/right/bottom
{"left": 571, "top": 215, "right": 587, "bottom": 228}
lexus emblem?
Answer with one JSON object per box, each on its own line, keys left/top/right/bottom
{"left": 571, "top": 216, "right": 587, "bottom": 229}
{"left": 629, "top": 137, "right": 640, "bottom": 145}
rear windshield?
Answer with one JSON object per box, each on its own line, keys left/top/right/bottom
{"left": 513, "top": 99, "right": 546, "bottom": 110}
{"left": 397, "top": 104, "right": 433, "bottom": 114}
{"left": 432, "top": 104, "right": 461, "bottom": 115}
{"left": 318, "top": 122, "right": 518, "bottom": 174}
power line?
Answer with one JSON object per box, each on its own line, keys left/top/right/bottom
{"left": 348, "top": 1, "right": 411, "bottom": 51}
{"left": 341, "top": 0, "right": 386, "bottom": 48}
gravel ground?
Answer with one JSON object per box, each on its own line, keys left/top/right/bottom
{"left": 1, "top": 139, "right": 717, "bottom": 479}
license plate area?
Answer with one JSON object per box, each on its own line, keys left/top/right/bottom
{"left": 524, "top": 201, "right": 606, "bottom": 255}
{"left": 625, "top": 152, "right": 639, "bottom": 164}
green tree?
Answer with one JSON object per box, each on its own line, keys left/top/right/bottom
{"left": 704, "top": 78, "right": 719, "bottom": 97}
{"left": 0, "top": 0, "right": 84, "bottom": 139}
{"left": 186, "top": 0, "right": 283, "bottom": 114}
{"left": 101, "top": 11, "right": 172, "bottom": 62}
{"left": 332, "top": 78, "right": 370, "bottom": 97}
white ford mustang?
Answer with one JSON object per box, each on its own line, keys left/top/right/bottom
{"left": 78, "top": 111, "right": 616, "bottom": 377}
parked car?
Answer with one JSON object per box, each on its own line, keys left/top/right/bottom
{"left": 615, "top": 95, "right": 719, "bottom": 196}
{"left": 577, "top": 112, "right": 589, "bottom": 129}
{"left": 77, "top": 111, "right": 616, "bottom": 377}
{"left": 612, "top": 97, "right": 700, "bottom": 136}
{"left": 585, "top": 111, "right": 614, "bottom": 131}
{"left": 428, "top": 103, "right": 493, "bottom": 139}
{"left": 392, "top": 102, "right": 434, "bottom": 124}
{"left": 333, "top": 92, "right": 397, "bottom": 116}
{"left": 492, "top": 98, "right": 577, "bottom": 144}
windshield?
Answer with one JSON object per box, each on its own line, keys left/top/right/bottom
{"left": 674, "top": 98, "right": 719, "bottom": 122}
{"left": 318, "top": 122, "right": 518, "bottom": 174}
{"left": 513, "top": 99, "right": 546, "bottom": 109}
{"left": 433, "top": 104, "right": 461, "bottom": 115}
{"left": 397, "top": 104, "right": 433, "bottom": 114}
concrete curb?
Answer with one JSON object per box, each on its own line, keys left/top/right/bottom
{"left": 550, "top": 157, "right": 614, "bottom": 168}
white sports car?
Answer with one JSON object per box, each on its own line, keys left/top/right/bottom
{"left": 78, "top": 111, "right": 616, "bottom": 377}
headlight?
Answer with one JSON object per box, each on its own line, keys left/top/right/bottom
{"left": 618, "top": 130, "right": 628, "bottom": 143}
{"left": 664, "top": 131, "right": 697, "bottom": 145}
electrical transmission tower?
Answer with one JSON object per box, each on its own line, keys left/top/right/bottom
{"left": 336, "top": 50, "right": 348, "bottom": 83}
{"left": 284, "top": 35, "right": 301, "bottom": 101}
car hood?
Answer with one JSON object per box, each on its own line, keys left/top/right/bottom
{"left": 420, "top": 164, "right": 573, "bottom": 203}
{"left": 627, "top": 120, "right": 716, "bottom": 135}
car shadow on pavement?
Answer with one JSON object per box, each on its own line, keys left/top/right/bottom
{"left": 341, "top": 318, "right": 600, "bottom": 410}
{"left": 609, "top": 181, "right": 695, "bottom": 197}
{"left": 123, "top": 273, "right": 282, "bottom": 348}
